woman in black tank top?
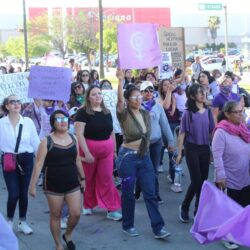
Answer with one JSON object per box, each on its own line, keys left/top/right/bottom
{"left": 29, "top": 110, "right": 85, "bottom": 250}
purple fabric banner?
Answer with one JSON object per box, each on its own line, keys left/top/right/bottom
{"left": 28, "top": 66, "right": 72, "bottom": 101}
{"left": 0, "top": 213, "right": 19, "bottom": 250}
{"left": 117, "top": 23, "right": 161, "bottom": 69}
{"left": 191, "top": 181, "right": 250, "bottom": 247}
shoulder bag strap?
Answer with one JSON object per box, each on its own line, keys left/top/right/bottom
{"left": 14, "top": 124, "right": 23, "bottom": 153}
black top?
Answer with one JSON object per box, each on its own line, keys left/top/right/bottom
{"left": 75, "top": 108, "right": 113, "bottom": 140}
{"left": 43, "top": 135, "right": 79, "bottom": 193}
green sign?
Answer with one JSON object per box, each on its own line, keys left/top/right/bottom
{"left": 199, "top": 3, "right": 223, "bottom": 10}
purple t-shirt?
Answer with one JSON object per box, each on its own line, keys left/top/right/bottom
{"left": 212, "top": 92, "right": 240, "bottom": 110}
{"left": 180, "top": 109, "right": 215, "bottom": 145}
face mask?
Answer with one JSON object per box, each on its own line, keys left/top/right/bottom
{"left": 220, "top": 85, "right": 232, "bottom": 95}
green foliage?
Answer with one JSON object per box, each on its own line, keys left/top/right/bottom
{"left": 67, "top": 11, "right": 98, "bottom": 58}
{"left": 97, "top": 20, "right": 118, "bottom": 55}
{"left": 5, "top": 36, "right": 24, "bottom": 58}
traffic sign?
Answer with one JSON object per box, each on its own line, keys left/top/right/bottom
{"left": 199, "top": 3, "right": 223, "bottom": 10}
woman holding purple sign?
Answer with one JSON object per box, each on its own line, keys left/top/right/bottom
{"left": 115, "top": 70, "right": 170, "bottom": 239}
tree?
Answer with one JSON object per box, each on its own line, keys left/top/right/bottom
{"left": 208, "top": 16, "right": 221, "bottom": 48}
{"left": 96, "top": 20, "right": 118, "bottom": 69}
{"left": 67, "top": 11, "right": 98, "bottom": 66}
{"left": 5, "top": 36, "right": 25, "bottom": 58}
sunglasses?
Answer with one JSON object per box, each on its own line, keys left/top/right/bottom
{"left": 230, "top": 109, "right": 243, "bottom": 114}
{"left": 144, "top": 88, "right": 154, "bottom": 93}
{"left": 74, "top": 85, "right": 82, "bottom": 90}
{"left": 55, "top": 117, "right": 69, "bottom": 123}
{"left": 8, "top": 100, "right": 21, "bottom": 105}
{"left": 82, "top": 74, "right": 89, "bottom": 77}
{"left": 129, "top": 95, "right": 143, "bottom": 101}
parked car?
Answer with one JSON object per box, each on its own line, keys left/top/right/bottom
{"left": 201, "top": 57, "right": 233, "bottom": 72}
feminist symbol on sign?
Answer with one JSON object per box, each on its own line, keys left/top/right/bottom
{"left": 130, "top": 32, "right": 149, "bottom": 62}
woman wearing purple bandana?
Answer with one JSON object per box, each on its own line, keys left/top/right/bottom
{"left": 212, "top": 73, "right": 240, "bottom": 125}
{"left": 135, "top": 81, "right": 175, "bottom": 204}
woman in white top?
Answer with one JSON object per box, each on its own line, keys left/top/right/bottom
{"left": 0, "top": 95, "right": 40, "bottom": 234}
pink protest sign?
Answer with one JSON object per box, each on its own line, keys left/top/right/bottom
{"left": 28, "top": 66, "right": 71, "bottom": 101}
{"left": 117, "top": 23, "right": 161, "bottom": 69}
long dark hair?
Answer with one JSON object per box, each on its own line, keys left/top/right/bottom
{"left": 84, "top": 85, "right": 109, "bottom": 115}
{"left": 198, "top": 71, "right": 215, "bottom": 84}
{"left": 217, "top": 100, "right": 239, "bottom": 123}
{"left": 123, "top": 84, "right": 140, "bottom": 100}
{"left": 185, "top": 84, "right": 206, "bottom": 113}
{"left": 68, "top": 82, "right": 85, "bottom": 108}
{"left": 158, "top": 79, "right": 171, "bottom": 100}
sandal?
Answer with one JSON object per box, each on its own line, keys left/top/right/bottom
{"left": 62, "top": 234, "right": 75, "bottom": 250}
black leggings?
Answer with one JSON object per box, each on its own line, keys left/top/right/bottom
{"left": 182, "top": 142, "right": 210, "bottom": 213}
{"left": 227, "top": 185, "right": 250, "bottom": 207}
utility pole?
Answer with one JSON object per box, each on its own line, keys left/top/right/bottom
{"left": 99, "top": 0, "right": 104, "bottom": 78}
{"left": 224, "top": 4, "right": 229, "bottom": 70}
{"left": 23, "top": 0, "right": 29, "bottom": 69}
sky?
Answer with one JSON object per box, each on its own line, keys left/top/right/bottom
{"left": 0, "top": 0, "right": 249, "bottom": 36}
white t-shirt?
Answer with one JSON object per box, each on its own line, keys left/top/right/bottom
{"left": 173, "top": 92, "right": 187, "bottom": 113}
{"left": 0, "top": 115, "right": 40, "bottom": 153}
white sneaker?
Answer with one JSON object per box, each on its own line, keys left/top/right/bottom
{"left": 224, "top": 241, "right": 240, "bottom": 249}
{"left": 167, "top": 174, "right": 173, "bottom": 183}
{"left": 157, "top": 165, "right": 163, "bottom": 173}
{"left": 170, "top": 184, "right": 183, "bottom": 193}
{"left": 60, "top": 217, "right": 68, "bottom": 229}
{"left": 17, "top": 221, "right": 33, "bottom": 235}
{"left": 82, "top": 208, "right": 93, "bottom": 215}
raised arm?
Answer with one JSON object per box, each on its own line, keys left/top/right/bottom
{"left": 116, "top": 69, "right": 125, "bottom": 113}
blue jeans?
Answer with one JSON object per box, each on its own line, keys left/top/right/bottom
{"left": 2, "top": 152, "right": 34, "bottom": 220}
{"left": 136, "top": 139, "right": 162, "bottom": 198}
{"left": 116, "top": 147, "right": 165, "bottom": 234}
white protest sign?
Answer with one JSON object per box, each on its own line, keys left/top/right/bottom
{"left": 0, "top": 72, "right": 33, "bottom": 104}
{"left": 159, "top": 52, "right": 174, "bottom": 79}
{"left": 102, "top": 90, "right": 121, "bottom": 134}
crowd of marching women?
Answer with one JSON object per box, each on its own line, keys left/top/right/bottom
{"left": 0, "top": 60, "right": 250, "bottom": 250}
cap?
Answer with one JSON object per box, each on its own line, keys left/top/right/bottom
{"left": 140, "top": 81, "right": 154, "bottom": 91}
{"left": 69, "top": 107, "right": 79, "bottom": 117}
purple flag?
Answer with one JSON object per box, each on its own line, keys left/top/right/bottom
{"left": 0, "top": 213, "right": 19, "bottom": 250}
{"left": 28, "top": 66, "right": 72, "bottom": 101}
{"left": 117, "top": 23, "right": 161, "bottom": 69}
{"left": 191, "top": 181, "right": 250, "bottom": 247}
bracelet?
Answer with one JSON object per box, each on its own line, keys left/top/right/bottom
{"left": 80, "top": 177, "right": 85, "bottom": 181}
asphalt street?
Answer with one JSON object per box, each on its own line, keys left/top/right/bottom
{"left": 0, "top": 153, "right": 249, "bottom": 250}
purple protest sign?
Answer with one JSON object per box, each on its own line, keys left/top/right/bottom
{"left": 28, "top": 66, "right": 71, "bottom": 101}
{"left": 191, "top": 181, "right": 250, "bottom": 247}
{"left": 117, "top": 23, "right": 161, "bottom": 69}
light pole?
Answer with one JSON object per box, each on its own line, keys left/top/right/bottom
{"left": 224, "top": 4, "right": 229, "bottom": 70}
{"left": 99, "top": 0, "right": 104, "bottom": 78}
{"left": 23, "top": 0, "right": 29, "bottom": 69}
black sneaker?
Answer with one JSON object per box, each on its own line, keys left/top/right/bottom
{"left": 134, "top": 191, "right": 140, "bottom": 201}
{"left": 179, "top": 205, "right": 189, "bottom": 223}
